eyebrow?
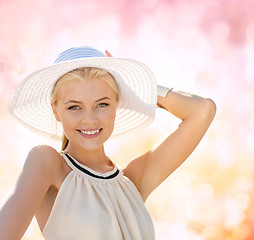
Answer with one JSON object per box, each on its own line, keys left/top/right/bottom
{"left": 64, "top": 97, "right": 111, "bottom": 105}
{"left": 95, "top": 97, "right": 111, "bottom": 102}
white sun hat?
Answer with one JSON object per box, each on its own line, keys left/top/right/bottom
{"left": 8, "top": 46, "right": 157, "bottom": 141}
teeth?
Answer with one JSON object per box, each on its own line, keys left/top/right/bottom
{"left": 80, "top": 129, "right": 100, "bottom": 135}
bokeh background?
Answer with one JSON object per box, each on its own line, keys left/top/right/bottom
{"left": 1, "top": 0, "right": 254, "bottom": 239}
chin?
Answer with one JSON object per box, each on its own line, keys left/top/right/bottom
{"left": 79, "top": 137, "right": 110, "bottom": 151}
{"left": 66, "top": 128, "right": 114, "bottom": 150}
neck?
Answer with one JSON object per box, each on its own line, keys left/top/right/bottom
{"left": 64, "top": 143, "right": 110, "bottom": 168}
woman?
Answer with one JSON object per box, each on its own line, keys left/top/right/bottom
{"left": 0, "top": 46, "right": 216, "bottom": 239}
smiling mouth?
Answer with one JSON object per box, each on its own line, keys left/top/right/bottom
{"left": 77, "top": 128, "right": 103, "bottom": 137}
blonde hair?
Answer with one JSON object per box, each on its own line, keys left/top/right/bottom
{"left": 51, "top": 67, "right": 119, "bottom": 151}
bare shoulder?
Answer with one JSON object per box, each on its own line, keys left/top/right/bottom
{"left": 26, "top": 145, "right": 60, "bottom": 167}
{"left": 0, "top": 145, "right": 62, "bottom": 238}
{"left": 25, "top": 145, "right": 62, "bottom": 185}
{"left": 27, "top": 145, "right": 60, "bottom": 163}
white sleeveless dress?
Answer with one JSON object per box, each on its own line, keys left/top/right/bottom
{"left": 42, "top": 152, "right": 155, "bottom": 240}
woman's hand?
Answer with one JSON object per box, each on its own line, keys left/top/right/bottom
{"left": 105, "top": 50, "right": 113, "bottom": 57}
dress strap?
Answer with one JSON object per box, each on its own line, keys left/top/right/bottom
{"left": 61, "top": 152, "right": 120, "bottom": 179}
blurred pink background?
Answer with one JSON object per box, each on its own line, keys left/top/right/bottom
{"left": 1, "top": 0, "right": 254, "bottom": 239}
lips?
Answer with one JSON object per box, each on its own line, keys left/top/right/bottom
{"left": 77, "top": 128, "right": 103, "bottom": 138}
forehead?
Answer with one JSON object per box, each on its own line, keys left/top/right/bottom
{"left": 58, "top": 78, "right": 116, "bottom": 101}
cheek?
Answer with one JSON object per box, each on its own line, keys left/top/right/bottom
{"left": 97, "top": 107, "right": 115, "bottom": 123}
{"left": 105, "top": 109, "right": 117, "bottom": 127}
{"left": 59, "top": 111, "right": 78, "bottom": 128}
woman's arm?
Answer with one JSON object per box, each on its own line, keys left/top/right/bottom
{"left": 0, "top": 145, "right": 58, "bottom": 239}
{"left": 125, "top": 89, "right": 216, "bottom": 201}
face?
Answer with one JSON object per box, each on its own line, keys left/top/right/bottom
{"left": 52, "top": 77, "right": 118, "bottom": 151}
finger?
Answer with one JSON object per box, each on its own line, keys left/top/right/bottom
{"left": 105, "top": 50, "right": 113, "bottom": 57}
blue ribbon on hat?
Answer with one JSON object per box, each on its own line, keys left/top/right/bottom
{"left": 54, "top": 46, "right": 106, "bottom": 64}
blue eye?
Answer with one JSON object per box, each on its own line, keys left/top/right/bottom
{"left": 68, "top": 105, "right": 80, "bottom": 110}
{"left": 97, "top": 103, "right": 109, "bottom": 108}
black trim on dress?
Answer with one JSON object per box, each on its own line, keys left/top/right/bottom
{"left": 64, "top": 153, "right": 119, "bottom": 179}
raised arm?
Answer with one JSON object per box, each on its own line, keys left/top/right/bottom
{"left": 124, "top": 88, "right": 216, "bottom": 202}
{"left": 0, "top": 145, "right": 58, "bottom": 239}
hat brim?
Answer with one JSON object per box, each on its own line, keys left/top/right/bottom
{"left": 8, "top": 57, "right": 157, "bottom": 141}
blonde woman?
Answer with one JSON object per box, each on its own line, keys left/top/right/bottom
{"left": 0, "top": 46, "right": 216, "bottom": 239}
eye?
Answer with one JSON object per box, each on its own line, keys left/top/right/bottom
{"left": 68, "top": 105, "right": 80, "bottom": 110}
{"left": 97, "top": 103, "right": 109, "bottom": 108}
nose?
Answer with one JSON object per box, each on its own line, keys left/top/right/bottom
{"left": 80, "top": 109, "right": 98, "bottom": 125}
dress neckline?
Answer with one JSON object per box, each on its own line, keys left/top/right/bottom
{"left": 61, "top": 152, "right": 120, "bottom": 179}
